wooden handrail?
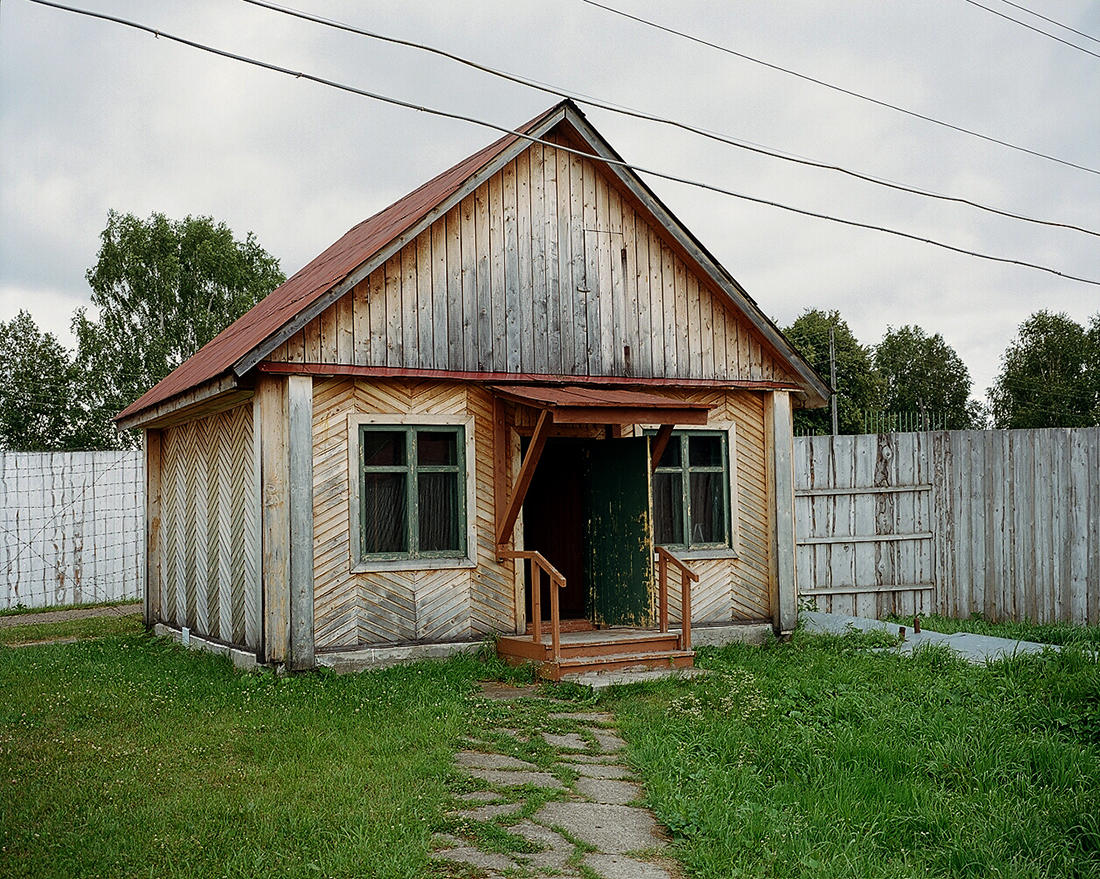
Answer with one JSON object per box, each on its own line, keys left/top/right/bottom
{"left": 654, "top": 546, "right": 700, "bottom": 651}
{"left": 497, "top": 549, "right": 564, "bottom": 662}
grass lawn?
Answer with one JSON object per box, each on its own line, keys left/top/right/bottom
{"left": 0, "top": 631, "right": 503, "bottom": 879}
{"left": 0, "top": 613, "right": 144, "bottom": 647}
{"left": 2, "top": 620, "right": 1098, "bottom": 879}
{"left": 609, "top": 629, "right": 1100, "bottom": 879}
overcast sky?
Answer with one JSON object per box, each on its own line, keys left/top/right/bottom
{"left": 2, "top": 0, "right": 1097, "bottom": 401}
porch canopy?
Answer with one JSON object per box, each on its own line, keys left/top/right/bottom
{"left": 492, "top": 384, "right": 715, "bottom": 550}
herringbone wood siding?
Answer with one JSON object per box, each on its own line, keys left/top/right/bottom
{"left": 267, "top": 141, "right": 799, "bottom": 387}
{"left": 311, "top": 379, "right": 513, "bottom": 649}
{"left": 158, "top": 402, "right": 259, "bottom": 650}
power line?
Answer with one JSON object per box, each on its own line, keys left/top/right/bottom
{"left": 962, "top": 0, "right": 1100, "bottom": 59}
{"left": 242, "top": 0, "right": 1100, "bottom": 239}
{"left": 994, "top": 0, "right": 1100, "bottom": 45}
{"left": 581, "top": 0, "right": 1100, "bottom": 177}
{"left": 24, "top": 0, "right": 1100, "bottom": 289}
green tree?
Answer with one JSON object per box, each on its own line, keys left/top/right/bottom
{"left": 988, "top": 310, "right": 1099, "bottom": 429}
{"left": 0, "top": 311, "right": 98, "bottom": 450}
{"left": 873, "top": 325, "right": 980, "bottom": 430}
{"left": 784, "top": 309, "right": 882, "bottom": 434}
{"left": 74, "top": 211, "right": 285, "bottom": 447}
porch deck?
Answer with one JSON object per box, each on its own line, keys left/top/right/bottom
{"left": 497, "top": 626, "right": 694, "bottom": 681}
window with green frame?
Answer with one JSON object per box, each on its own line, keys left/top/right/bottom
{"left": 358, "top": 424, "right": 466, "bottom": 560}
{"left": 651, "top": 430, "right": 731, "bottom": 549}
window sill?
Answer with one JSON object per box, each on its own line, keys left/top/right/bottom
{"left": 351, "top": 556, "right": 477, "bottom": 574}
{"left": 659, "top": 547, "right": 740, "bottom": 561}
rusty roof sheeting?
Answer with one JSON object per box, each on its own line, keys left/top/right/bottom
{"left": 116, "top": 103, "right": 567, "bottom": 423}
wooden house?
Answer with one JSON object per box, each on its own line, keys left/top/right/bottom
{"left": 117, "top": 101, "right": 829, "bottom": 676}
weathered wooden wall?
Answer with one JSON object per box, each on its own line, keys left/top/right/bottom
{"left": 266, "top": 139, "right": 798, "bottom": 386}
{"left": 0, "top": 451, "right": 142, "bottom": 609}
{"left": 311, "top": 378, "right": 514, "bottom": 649}
{"left": 794, "top": 428, "right": 1100, "bottom": 625}
{"left": 311, "top": 380, "right": 775, "bottom": 649}
{"left": 158, "top": 401, "right": 261, "bottom": 649}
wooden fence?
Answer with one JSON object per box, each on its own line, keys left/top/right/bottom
{"left": 794, "top": 428, "right": 1100, "bottom": 625}
{"left": 0, "top": 452, "right": 143, "bottom": 609}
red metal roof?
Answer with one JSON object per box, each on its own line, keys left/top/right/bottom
{"left": 117, "top": 103, "right": 568, "bottom": 423}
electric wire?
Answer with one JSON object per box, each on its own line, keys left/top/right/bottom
{"left": 962, "top": 0, "right": 1100, "bottom": 59}
{"left": 994, "top": 0, "right": 1100, "bottom": 45}
{"left": 242, "top": 0, "right": 1100, "bottom": 239}
{"left": 24, "top": 0, "right": 1100, "bottom": 289}
{"left": 581, "top": 0, "right": 1100, "bottom": 176}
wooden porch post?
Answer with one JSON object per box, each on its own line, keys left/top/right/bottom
{"left": 256, "top": 375, "right": 291, "bottom": 664}
{"left": 287, "top": 375, "right": 315, "bottom": 670}
{"left": 766, "top": 390, "right": 798, "bottom": 633}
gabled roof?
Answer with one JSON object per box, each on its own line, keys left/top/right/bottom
{"left": 118, "top": 100, "right": 828, "bottom": 426}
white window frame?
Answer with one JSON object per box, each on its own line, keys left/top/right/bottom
{"left": 347, "top": 412, "right": 477, "bottom": 573}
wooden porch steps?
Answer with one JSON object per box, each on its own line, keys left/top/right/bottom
{"left": 497, "top": 628, "right": 694, "bottom": 682}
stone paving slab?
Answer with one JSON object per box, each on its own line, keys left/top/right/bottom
{"left": 512, "top": 820, "right": 574, "bottom": 870}
{"left": 585, "top": 852, "right": 675, "bottom": 878}
{"left": 575, "top": 776, "right": 643, "bottom": 805}
{"left": 431, "top": 837, "right": 515, "bottom": 872}
{"left": 562, "top": 752, "right": 620, "bottom": 764}
{"left": 543, "top": 731, "right": 589, "bottom": 750}
{"left": 455, "top": 750, "right": 537, "bottom": 771}
{"left": 457, "top": 790, "right": 501, "bottom": 802}
{"left": 462, "top": 766, "right": 566, "bottom": 789}
{"left": 562, "top": 761, "right": 635, "bottom": 780}
{"left": 562, "top": 667, "right": 710, "bottom": 688}
{"left": 591, "top": 730, "right": 627, "bottom": 752}
{"left": 535, "top": 801, "right": 665, "bottom": 854}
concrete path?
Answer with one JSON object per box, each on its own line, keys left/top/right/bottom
{"left": 0, "top": 601, "right": 142, "bottom": 629}
{"left": 433, "top": 695, "right": 681, "bottom": 878}
{"left": 800, "top": 610, "right": 1055, "bottom": 662}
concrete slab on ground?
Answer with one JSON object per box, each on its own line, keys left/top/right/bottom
{"left": 535, "top": 801, "right": 665, "bottom": 854}
{"left": 561, "top": 666, "right": 710, "bottom": 689}
{"left": 585, "top": 852, "right": 676, "bottom": 879}
{"left": 800, "top": 611, "right": 1054, "bottom": 663}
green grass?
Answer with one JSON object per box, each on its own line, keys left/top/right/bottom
{"left": 0, "top": 613, "right": 144, "bottom": 646}
{"left": 886, "top": 613, "right": 1100, "bottom": 647}
{"left": 0, "top": 599, "right": 141, "bottom": 618}
{"left": 0, "top": 633, "right": 492, "bottom": 879}
{"left": 607, "top": 629, "right": 1100, "bottom": 879}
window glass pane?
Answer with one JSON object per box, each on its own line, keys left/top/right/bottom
{"left": 689, "top": 434, "right": 723, "bottom": 467}
{"left": 653, "top": 471, "right": 683, "bottom": 545}
{"left": 418, "top": 472, "right": 461, "bottom": 552}
{"left": 655, "top": 434, "right": 682, "bottom": 469}
{"left": 362, "top": 430, "right": 406, "bottom": 467}
{"left": 362, "top": 472, "right": 407, "bottom": 553}
{"left": 689, "top": 471, "right": 724, "bottom": 544}
{"left": 417, "top": 430, "right": 458, "bottom": 466}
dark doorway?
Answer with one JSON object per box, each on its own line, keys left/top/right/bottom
{"left": 522, "top": 436, "right": 654, "bottom": 627}
{"left": 522, "top": 438, "right": 587, "bottom": 623}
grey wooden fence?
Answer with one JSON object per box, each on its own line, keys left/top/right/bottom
{"left": 793, "top": 428, "right": 1100, "bottom": 625}
{"left": 0, "top": 452, "right": 143, "bottom": 609}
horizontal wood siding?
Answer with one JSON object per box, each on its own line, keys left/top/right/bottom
{"left": 266, "top": 141, "right": 798, "bottom": 387}
{"left": 311, "top": 378, "right": 514, "bottom": 649}
{"left": 159, "top": 401, "right": 260, "bottom": 650}
{"left": 795, "top": 428, "right": 1100, "bottom": 625}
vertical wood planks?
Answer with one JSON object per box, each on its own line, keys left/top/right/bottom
{"left": 257, "top": 376, "right": 291, "bottom": 662}
{"left": 287, "top": 375, "right": 315, "bottom": 670}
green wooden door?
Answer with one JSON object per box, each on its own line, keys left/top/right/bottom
{"left": 582, "top": 437, "right": 654, "bottom": 627}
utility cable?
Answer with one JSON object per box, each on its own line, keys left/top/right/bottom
{"left": 581, "top": 0, "right": 1100, "bottom": 176}
{"left": 242, "top": 0, "right": 1100, "bottom": 239}
{"left": 994, "top": 0, "right": 1100, "bottom": 45}
{"left": 962, "top": 0, "right": 1100, "bottom": 59}
{"left": 24, "top": 0, "right": 1100, "bottom": 288}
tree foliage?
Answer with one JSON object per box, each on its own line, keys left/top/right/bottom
{"left": 74, "top": 211, "right": 285, "bottom": 447}
{"left": 784, "top": 309, "right": 882, "bottom": 435}
{"left": 988, "top": 310, "right": 1100, "bottom": 429}
{"left": 0, "top": 311, "right": 98, "bottom": 451}
{"left": 874, "top": 325, "right": 981, "bottom": 430}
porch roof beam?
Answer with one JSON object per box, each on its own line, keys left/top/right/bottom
{"left": 496, "top": 407, "right": 552, "bottom": 550}
{"left": 550, "top": 406, "right": 708, "bottom": 425}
